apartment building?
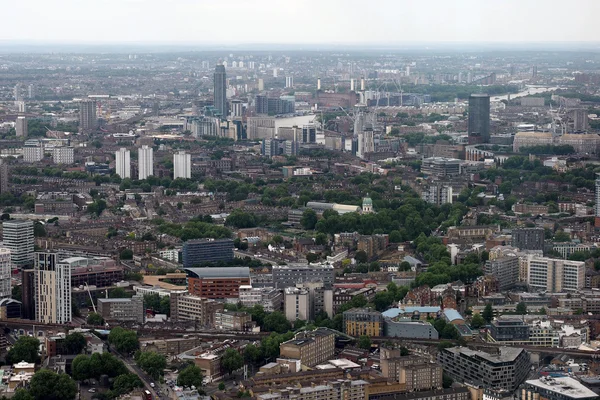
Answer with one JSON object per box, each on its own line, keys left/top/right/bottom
{"left": 2, "top": 219, "right": 34, "bottom": 266}
{"left": 279, "top": 329, "right": 335, "bottom": 367}
{"left": 170, "top": 290, "right": 224, "bottom": 326}
{"left": 484, "top": 256, "right": 519, "bottom": 291}
{"left": 437, "top": 346, "right": 530, "bottom": 392}
{"left": 272, "top": 264, "right": 334, "bottom": 289}
{"left": 214, "top": 311, "right": 253, "bottom": 331}
{"left": 528, "top": 257, "right": 585, "bottom": 292}
{"left": 97, "top": 294, "right": 144, "bottom": 323}
{"left": 343, "top": 308, "right": 383, "bottom": 337}
{"left": 238, "top": 286, "right": 283, "bottom": 312}
{"left": 400, "top": 363, "right": 443, "bottom": 392}
{"left": 34, "top": 252, "right": 72, "bottom": 324}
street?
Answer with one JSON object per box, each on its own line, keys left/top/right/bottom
{"left": 110, "top": 349, "right": 166, "bottom": 400}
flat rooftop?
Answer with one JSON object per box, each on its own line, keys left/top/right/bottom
{"left": 526, "top": 376, "right": 597, "bottom": 399}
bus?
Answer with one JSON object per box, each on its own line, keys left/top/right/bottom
{"left": 143, "top": 390, "right": 152, "bottom": 400}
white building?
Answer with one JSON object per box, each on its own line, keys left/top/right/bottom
{"left": 159, "top": 248, "right": 180, "bottom": 262}
{"left": 35, "top": 253, "right": 73, "bottom": 324}
{"left": 173, "top": 151, "right": 191, "bottom": 179}
{"left": 0, "top": 248, "right": 11, "bottom": 299}
{"left": 15, "top": 116, "right": 27, "bottom": 137}
{"left": 23, "top": 139, "right": 43, "bottom": 163}
{"left": 138, "top": 145, "right": 154, "bottom": 180}
{"left": 284, "top": 286, "right": 311, "bottom": 322}
{"left": 52, "top": 147, "right": 74, "bottom": 164}
{"left": 527, "top": 257, "right": 585, "bottom": 292}
{"left": 115, "top": 148, "right": 131, "bottom": 179}
{"left": 2, "top": 220, "right": 34, "bottom": 266}
{"left": 239, "top": 286, "right": 283, "bottom": 312}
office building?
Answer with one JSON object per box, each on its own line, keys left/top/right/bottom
{"left": 527, "top": 257, "right": 585, "bottom": 292}
{"left": 23, "top": 139, "right": 43, "bottom": 163}
{"left": 484, "top": 256, "right": 519, "bottom": 291}
{"left": 170, "top": 290, "right": 224, "bottom": 325}
{"left": 97, "top": 295, "right": 144, "bottom": 323}
{"left": 115, "top": 148, "right": 131, "bottom": 179}
{"left": 182, "top": 239, "right": 234, "bottom": 268}
{"left": 185, "top": 267, "right": 249, "bottom": 299}
{"left": 468, "top": 94, "right": 490, "bottom": 144}
{"left": 343, "top": 308, "right": 383, "bottom": 337}
{"left": 272, "top": 264, "right": 335, "bottom": 289}
{"left": 138, "top": 145, "right": 153, "bottom": 180}
{"left": 230, "top": 99, "right": 243, "bottom": 117}
{"left": 173, "top": 151, "right": 191, "bottom": 179}
{"left": 523, "top": 377, "right": 597, "bottom": 400}
{"left": 438, "top": 346, "right": 530, "bottom": 392}
{"left": 2, "top": 220, "right": 34, "bottom": 266}
{"left": 0, "top": 248, "right": 11, "bottom": 300}
{"left": 213, "top": 64, "right": 227, "bottom": 117}
{"left": 489, "top": 319, "right": 530, "bottom": 342}
{"left": 34, "top": 252, "right": 72, "bottom": 324}
{"left": 52, "top": 147, "right": 74, "bottom": 164}
{"left": 285, "top": 76, "right": 294, "bottom": 88}
{"left": 79, "top": 99, "right": 97, "bottom": 132}
{"left": 421, "top": 157, "right": 462, "bottom": 176}
{"left": 279, "top": 329, "right": 335, "bottom": 367}
{"left": 512, "top": 228, "right": 545, "bottom": 251}
{"left": 15, "top": 116, "right": 27, "bottom": 137}
{"left": 384, "top": 319, "right": 439, "bottom": 339}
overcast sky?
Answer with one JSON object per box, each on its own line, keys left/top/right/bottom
{"left": 3, "top": 0, "right": 600, "bottom": 45}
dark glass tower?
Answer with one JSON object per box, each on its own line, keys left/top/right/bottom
{"left": 468, "top": 94, "right": 490, "bottom": 144}
{"left": 213, "top": 64, "right": 227, "bottom": 117}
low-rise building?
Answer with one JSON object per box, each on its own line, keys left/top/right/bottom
{"left": 170, "top": 290, "right": 224, "bottom": 326}
{"left": 238, "top": 286, "right": 283, "bottom": 312}
{"left": 523, "top": 376, "right": 597, "bottom": 400}
{"left": 214, "top": 311, "right": 255, "bottom": 331}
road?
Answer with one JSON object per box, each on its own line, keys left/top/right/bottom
{"left": 110, "top": 349, "right": 166, "bottom": 400}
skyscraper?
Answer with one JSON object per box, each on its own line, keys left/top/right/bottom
{"left": 173, "top": 151, "right": 191, "bottom": 179}
{"left": 213, "top": 64, "right": 227, "bottom": 117}
{"left": 0, "top": 248, "right": 11, "bottom": 300}
{"left": 79, "top": 99, "right": 97, "bottom": 132}
{"left": 15, "top": 116, "right": 27, "bottom": 137}
{"left": 468, "top": 94, "right": 490, "bottom": 144}
{"left": 2, "top": 219, "right": 34, "bottom": 266}
{"left": 115, "top": 148, "right": 131, "bottom": 179}
{"left": 34, "top": 252, "right": 72, "bottom": 324}
{"left": 138, "top": 145, "right": 154, "bottom": 180}
{"left": 595, "top": 173, "right": 600, "bottom": 217}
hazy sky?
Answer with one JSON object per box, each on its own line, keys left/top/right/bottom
{"left": 3, "top": 0, "right": 600, "bottom": 45}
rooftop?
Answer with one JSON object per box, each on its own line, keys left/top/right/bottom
{"left": 185, "top": 267, "right": 250, "bottom": 279}
{"left": 526, "top": 376, "right": 597, "bottom": 399}
{"left": 443, "top": 346, "right": 525, "bottom": 364}
{"left": 382, "top": 306, "right": 441, "bottom": 318}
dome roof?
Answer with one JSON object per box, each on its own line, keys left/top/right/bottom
{"left": 362, "top": 196, "right": 373, "bottom": 205}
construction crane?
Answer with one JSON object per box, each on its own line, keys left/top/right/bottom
{"left": 85, "top": 282, "right": 97, "bottom": 314}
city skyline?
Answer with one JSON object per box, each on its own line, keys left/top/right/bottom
{"left": 2, "top": 0, "right": 600, "bottom": 46}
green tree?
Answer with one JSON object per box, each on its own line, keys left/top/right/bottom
{"left": 63, "top": 333, "right": 87, "bottom": 355}
{"left": 470, "top": 313, "right": 486, "bottom": 329}
{"left": 516, "top": 302, "right": 527, "bottom": 315}
{"left": 112, "top": 373, "right": 143, "bottom": 396}
{"left": 554, "top": 231, "right": 571, "bottom": 242}
{"left": 108, "top": 327, "right": 139, "bottom": 354}
{"left": 6, "top": 336, "right": 40, "bottom": 364}
{"left": 400, "top": 346, "right": 409, "bottom": 356}
{"left": 29, "top": 369, "right": 77, "bottom": 400}
{"left": 301, "top": 209, "right": 318, "bottom": 230}
{"left": 120, "top": 249, "right": 134, "bottom": 259}
{"left": 218, "top": 382, "right": 226, "bottom": 391}
{"left": 135, "top": 351, "right": 167, "bottom": 380}
{"left": 306, "top": 253, "right": 319, "bottom": 263}
{"left": 482, "top": 303, "right": 494, "bottom": 323}
{"left": 87, "top": 312, "right": 104, "bottom": 326}
{"left": 442, "top": 373, "right": 453, "bottom": 389}
{"left": 109, "top": 287, "right": 131, "bottom": 298}
{"left": 225, "top": 209, "right": 257, "bottom": 229}
{"left": 263, "top": 311, "right": 292, "bottom": 333}
{"left": 358, "top": 335, "right": 372, "bottom": 349}
{"left": 12, "top": 389, "right": 34, "bottom": 400}
{"left": 243, "top": 344, "right": 263, "bottom": 364}
{"left": 177, "top": 365, "right": 204, "bottom": 389}
{"left": 221, "top": 348, "right": 244, "bottom": 374}
{"left": 315, "top": 233, "right": 328, "bottom": 246}
{"left": 354, "top": 250, "right": 368, "bottom": 263}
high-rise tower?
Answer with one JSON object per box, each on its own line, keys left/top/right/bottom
{"left": 468, "top": 94, "right": 490, "bottom": 144}
{"left": 79, "top": 99, "right": 97, "bottom": 133}
{"left": 138, "top": 145, "right": 154, "bottom": 180}
{"left": 174, "top": 151, "right": 191, "bottom": 179}
{"left": 214, "top": 64, "right": 227, "bottom": 117}
{"left": 115, "top": 148, "right": 131, "bottom": 179}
